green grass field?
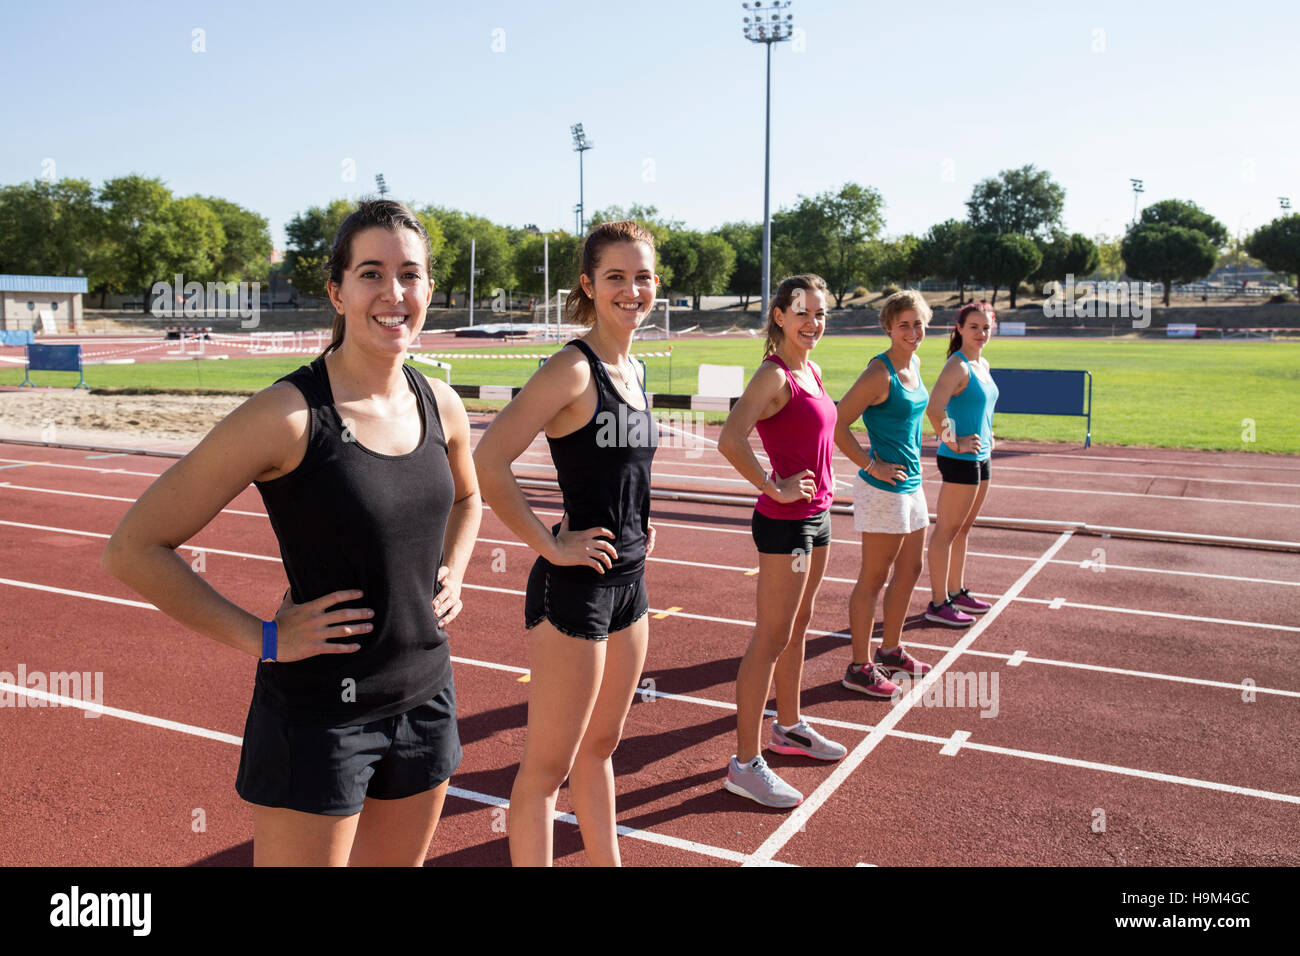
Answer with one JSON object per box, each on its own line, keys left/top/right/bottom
{"left": 5, "top": 336, "right": 1298, "bottom": 454}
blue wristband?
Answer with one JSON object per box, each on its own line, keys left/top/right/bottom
{"left": 261, "top": 620, "right": 277, "bottom": 662}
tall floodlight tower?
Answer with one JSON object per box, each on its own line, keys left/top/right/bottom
{"left": 572, "top": 123, "right": 594, "bottom": 235}
{"left": 1130, "top": 178, "right": 1145, "bottom": 223}
{"left": 742, "top": 1, "right": 795, "bottom": 322}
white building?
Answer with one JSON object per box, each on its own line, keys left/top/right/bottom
{"left": 0, "top": 275, "right": 88, "bottom": 332}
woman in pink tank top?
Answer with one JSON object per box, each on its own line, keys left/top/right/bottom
{"left": 718, "top": 274, "right": 846, "bottom": 810}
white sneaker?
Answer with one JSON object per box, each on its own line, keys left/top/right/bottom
{"left": 724, "top": 754, "right": 803, "bottom": 809}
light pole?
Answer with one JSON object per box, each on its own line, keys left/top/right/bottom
{"left": 1130, "top": 178, "right": 1144, "bottom": 224}
{"left": 571, "top": 123, "right": 593, "bottom": 234}
{"left": 375, "top": 173, "right": 388, "bottom": 197}
{"left": 743, "top": 1, "right": 795, "bottom": 322}
{"left": 1281, "top": 197, "right": 1292, "bottom": 212}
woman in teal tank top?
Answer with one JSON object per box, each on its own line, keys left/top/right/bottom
{"left": 924, "top": 301, "right": 999, "bottom": 627}
{"left": 833, "top": 291, "right": 935, "bottom": 699}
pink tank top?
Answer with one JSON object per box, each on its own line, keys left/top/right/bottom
{"left": 753, "top": 354, "right": 838, "bottom": 520}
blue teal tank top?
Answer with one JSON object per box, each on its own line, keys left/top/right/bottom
{"left": 859, "top": 353, "right": 927, "bottom": 494}
{"left": 937, "top": 353, "right": 999, "bottom": 462}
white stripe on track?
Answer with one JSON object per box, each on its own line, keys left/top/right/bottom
{"left": 0, "top": 481, "right": 266, "bottom": 517}
{"left": 0, "top": 681, "right": 242, "bottom": 744}
{"left": 744, "top": 530, "right": 1077, "bottom": 865}
{"left": 1014, "top": 596, "right": 1300, "bottom": 633}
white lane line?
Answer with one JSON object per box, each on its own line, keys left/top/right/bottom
{"left": 0, "top": 681, "right": 241, "bottom": 744}
{"left": 939, "top": 730, "right": 972, "bottom": 756}
{"left": 1007, "top": 650, "right": 1028, "bottom": 667}
{"left": 957, "top": 481, "right": 1300, "bottom": 510}
{"left": 992, "top": 464, "right": 1300, "bottom": 490}
{"left": 1014, "top": 597, "right": 1300, "bottom": 633}
{"left": 0, "top": 577, "right": 156, "bottom": 609}
{"left": 0, "top": 680, "right": 757, "bottom": 867}
{"left": 0, "top": 457, "right": 162, "bottom": 478}
{"left": 744, "top": 530, "right": 1076, "bottom": 866}
{"left": 7, "top": 580, "right": 1300, "bottom": 814}
{"left": 0, "top": 481, "right": 266, "bottom": 517}
{"left": 1027, "top": 450, "right": 1300, "bottom": 473}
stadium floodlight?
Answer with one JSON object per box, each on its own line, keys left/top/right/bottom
{"left": 572, "top": 123, "right": 594, "bottom": 234}
{"left": 375, "top": 173, "right": 388, "bottom": 197}
{"left": 742, "top": 1, "right": 795, "bottom": 321}
{"left": 1280, "top": 197, "right": 1292, "bottom": 211}
{"left": 1130, "top": 178, "right": 1145, "bottom": 223}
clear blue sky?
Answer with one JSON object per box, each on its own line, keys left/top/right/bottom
{"left": 4, "top": 0, "right": 1295, "bottom": 250}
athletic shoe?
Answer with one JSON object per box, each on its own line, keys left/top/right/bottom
{"left": 950, "top": 588, "right": 992, "bottom": 614}
{"left": 841, "top": 661, "right": 900, "bottom": 699}
{"left": 725, "top": 755, "right": 803, "bottom": 809}
{"left": 925, "top": 599, "right": 975, "bottom": 627}
{"left": 874, "top": 643, "right": 932, "bottom": 679}
{"left": 769, "top": 719, "right": 847, "bottom": 761}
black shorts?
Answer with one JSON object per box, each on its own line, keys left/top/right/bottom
{"left": 235, "top": 681, "right": 461, "bottom": 816}
{"left": 524, "top": 557, "right": 649, "bottom": 641}
{"left": 751, "top": 507, "right": 832, "bottom": 555}
{"left": 936, "top": 454, "right": 991, "bottom": 485}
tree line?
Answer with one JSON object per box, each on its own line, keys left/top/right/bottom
{"left": 2, "top": 169, "right": 1297, "bottom": 313}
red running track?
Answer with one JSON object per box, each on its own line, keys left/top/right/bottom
{"left": 0, "top": 425, "right": 1297, "bottom": 866}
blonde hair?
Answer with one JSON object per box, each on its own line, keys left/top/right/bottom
{"left": 563, "top": 220, "right": 657, "bottom": 328}
{"left": 878, "top": 289, "right": 932, "bottom": 331}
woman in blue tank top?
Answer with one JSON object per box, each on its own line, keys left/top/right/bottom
{"left": 102, "top": 201, "right": 483, "bottom": 865}
{"left": 833, "top": 291, "right": 935, "bottom": 699}
{"left": 474, "top": 221, "right": 660, "bottom": 867}
{"left": 925, "top": 302, "right": 1000, "bottom": 626}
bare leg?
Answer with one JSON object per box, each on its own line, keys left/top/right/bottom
{"left": 928, "top": 481, "right": 978, "bottom": 604}
{"left": 348, "top": 782, "right": 450, "bottom": 866}
{"left": 772, "top": 544, "right": 829, "bottom": 728}
{"left": 948, "top": 479, "right": 991, "bottom": 594}
{"left": 880, "top": 528, "right": 926, "bottom": 652}
{"left": 568, "top": 615, "right": 650, "bottom": 866}
{"left": 850, "top": 533, "right": 905, "bottom": 663}
{"left": 252, "top": 805, "right": 360, "bottom": 867}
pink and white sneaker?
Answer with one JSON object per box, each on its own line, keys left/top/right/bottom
{"left": 950, "top": 587, "right": 992, "bottom": 615}
{"left": 874, "top": 644, "right": 932, "bottom": 679}
{"left": 925, "top": 599, "right": 975, "bottom": 628}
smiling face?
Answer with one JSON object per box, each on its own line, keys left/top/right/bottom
{"left": 959, "top": 309, "right": 995, "bottom": 350}
{"left": 578, "top": 240, "right": 658, "bottom": 332}
{"left": 774, "top": 287, "right": 828, "bottom": 354}
{"left": 326, "top": 226, "right": 431, "bottom": 357}
{"left": 887, "top": 308, "right": 926, "bottom": 353}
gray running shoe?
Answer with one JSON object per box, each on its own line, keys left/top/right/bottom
{"left": 769, "top": 719, "right": 848, "bottom": 761}
{"left": 725, "top": 755, "right": 803, "bottom": 809}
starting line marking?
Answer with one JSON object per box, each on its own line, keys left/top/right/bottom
{"left": 652, "top": 606, "right": 682, "bottom": 620}
{"left": 940, "top": 730, "right": 972, "bottom": 756}
{"left": 1007, "top": 650, "right": 1029, "bottom": 667}
{"left": 1048, "top": 597, "right": 1067, "bottom": 610}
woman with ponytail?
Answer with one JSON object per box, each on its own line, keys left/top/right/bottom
{"left": 718, "top": 274, "right": 845, "bottom": 809}
{"left": 474, "top": 220, "right": 660, "bottom": 865}
{"left": 102, "top": 199, "right": 482, "bottom": 864}
{"left": 924, "top": 301, "right": 999, "bottom": 626}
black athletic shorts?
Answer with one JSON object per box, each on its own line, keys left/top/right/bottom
{"left": 936, "top": 455, "right": 991, "bottom": 485}
{"left": 751, "top": 507, "right": 832, "bottom": 555}
{"left": 235, "top": 680, "right": 461, "bottom": 816}
{"left": 524, "top": 556, "right": 649, "bottom": 641}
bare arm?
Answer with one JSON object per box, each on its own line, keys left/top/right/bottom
{"left": 472, "top": 348, "right": 618, "bottom": 574}
{"left": 834, "top": 359, "right": 904, "bottom": 485}
{"left": 100, "top": 384, "right": 370, "bottom": 662}
{"left": 718, "top": 361, "right": 813, "bottom": 503}
{"left": 429, "top": 377, "right": 482, "bottom": 627}
{"left": 926, "top": 357, "right": 981, "bottom": 454}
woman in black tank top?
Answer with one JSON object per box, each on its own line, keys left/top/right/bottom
{"left": 102, "top": 201, "right": 482, "bottom": 865}
{"left": 474, "top": 221, "right": 660, "bottom": 867}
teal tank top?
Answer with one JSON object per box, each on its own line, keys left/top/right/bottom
{"left": 937, "top": 353, "right": 999, "bottom": 462}
{"left": 859, "top": 353, "right": 927, "bottom": 494}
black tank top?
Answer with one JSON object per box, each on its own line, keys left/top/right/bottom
{"left": 252, "top": 356, "right": 455, "bottom": 725}
{"left": 544, "top": 339, "right": 658, "bottom": 585}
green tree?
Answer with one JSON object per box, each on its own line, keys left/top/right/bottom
{"left": 1245, "top": 214, "right": 1300, "bottom": 295}
{"left": 99, "top": 175, "right": 182, "bottom": 311}
{"left": 713, "top": 221, "right": 761, "bottom": 309}
{"left": 429, "top": 209, "right": 513, "bottom": 309}
{"left": 200, "top": 197, "right": 272, "bottom": 281}
{"left": 1137, "top": 200, "right": 1228, "bottom": 249}
{"left": 0, "top": 179, "right": 104, "bottom": 279}
{"left": 1033, "top": 231, "right": 1100, "bottom": 286}
{"left": 873, "top": 234, "right": 921, "bottom": 289}
{"left": 661, "top": 231, "right": 737, "bottom": 311}
{"left": 165, "top": 196, "right": 225, "bottom": 280}
{"left": 284, "top": 199, "right": 354, "bottom": 298}
{"left": 1092, "top": 234, "right": 1124, "bottom": 281}
{"left": 1121, "top": 224, "right": 1218, "bottom": 306}
{"left": 966, "top": 164, "right": 1065, "bottom": 239}
{"left": 772, "top": 182, "right": 886, "bottom": 308}
{"left": 913, "top": 219, "right": 974, "bottom": 301}
{"left": 959, "top": 233, "right": 1042, "bottom": 308}
{"left": 511, "top": 231, "right": 582, "bottom": 299}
